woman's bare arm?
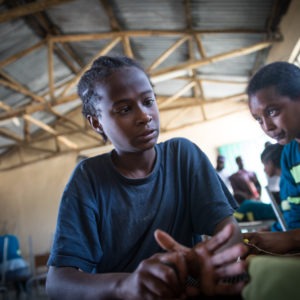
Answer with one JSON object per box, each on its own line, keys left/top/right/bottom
{"left": 46, "top": 250, "right": 189, "bottom": 300}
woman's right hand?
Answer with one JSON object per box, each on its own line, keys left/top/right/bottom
{"left": 115, "top": 251, "right": 188, "bottom": 300}
{"left": 155, "top": 224, "right": 248, "bottom": 297}
{"left": 243, "top": 230, "right": 300, "bottom": 255}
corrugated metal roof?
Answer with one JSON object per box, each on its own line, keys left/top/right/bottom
{"left": 190, "top": 0, "right": 274, "bottom": 30}
{"left": 0, "top": 0, "right": 292, "bottom": 169}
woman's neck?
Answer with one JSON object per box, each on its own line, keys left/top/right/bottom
{"left": 111, "top": 148, "right": 156, "bottom": 179}
{"left": 275, "top": 168, "right": 281, "bottom": 176}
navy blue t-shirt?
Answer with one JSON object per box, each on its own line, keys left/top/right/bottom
{"left": 48, "top": 138, "right": 237, "bottom": 273}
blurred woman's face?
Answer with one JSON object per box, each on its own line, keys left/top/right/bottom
{"left": 263, "top": 160, "right": 276, "bottom": 177}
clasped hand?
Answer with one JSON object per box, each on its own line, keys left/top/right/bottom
{"left": 117, "top": 224, "right": 248, "bottom": 300}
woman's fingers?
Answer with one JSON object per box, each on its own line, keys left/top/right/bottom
{"left": 215, "top": 260, "right": 248, "bottom": 278}
{"left": 210, "top": 243, "right": 248, "bottom": 266}
{"left": 134, "top": 252, "right": 188, "bottom": 298}
{"left": 154, "top": 229, "right": 190, "bottom": 253}
{"left": 154, "top": 229, "right": 201, "bottom": 278}
{"left": 155, "top": 223, "right": 235, "bottom": 256}
{"left": 153, "top": 226, "right": 248, "bottom": 297}
{"left": 204, "top": 223, "right": 235, "bottom": 252}
{"left": 159, "top": 252, "right": 189, "bottom": 285}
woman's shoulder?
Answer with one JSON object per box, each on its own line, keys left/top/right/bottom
{"left": 282, "top": 140, "right": 300, "bottom": 157}
{"left": 160, "top": 137, "right": 196, "bottom": 149}
{"left": 158, "top": 137, "right": 205, "bottom": 160}
{"left": 72, "top": 152, "right": 112, "bottom": 178}
{"left": 78, "top": 152, "right": 110, "bottom": 166}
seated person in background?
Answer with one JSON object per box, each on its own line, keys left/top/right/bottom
{"left": 261, "top": 143, "right": 284, "bottom": 205}
{"left": 229, "top": 156, "right": 262, "bottom": 204}
{"left": 215, "top": 154, "right": 233, "bottom": 193}
{"left": 234, "top": 199, "right": 276, "bottom": 223}
{"left": 0, "top": 234, "right": 31, "bottom": 293}
{"left": 46, "top": 56, "right": 243, "bottom": 300}
{"left": 234, "top": 144, "right": 284, "bottom": 223}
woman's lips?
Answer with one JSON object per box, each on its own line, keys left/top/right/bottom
{"left": 138, "top": 129, "right": 157, "bottom": 140}
{"left": 272, "top": 132, "right": 285, "bottom": 141}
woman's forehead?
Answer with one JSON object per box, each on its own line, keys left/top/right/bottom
{"left": 249, "top": 87, "right": 281, "bottom": 107}
{"left": 94, "top": 67, "right": 154, "bottom": 99}
{"left": 102, "top": 67, "right": 150, "bottom": 85}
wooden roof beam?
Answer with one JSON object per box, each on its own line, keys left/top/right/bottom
{"left": 100, "top": 0, "right": 122, "bottom": 31}
{"left": 0, "top": 0, "right": 74, "bottom": 23}
{"left": 159, "top": 81, "right": 196, "bottom": 108}
{"left": 148, "top": 36, "right": 189, "bottom": 71}
{"left": 33, "top": 12, "right": 84, "bottom": 69}
{"left": 0, "top": 127, "right": 23, "bottom": 143}
{"left": 0, "top": 78, "right": 46, "bottom": 103}
{"left": 122, "top": 36, "right": 134, "bottom": 58}
{"left": 50, "top": 29, "right": 267, "bottom": 43}
{"left": 0, "top": 93, "right": 79, "bottom": 121}
{"left": 150, "top": 41, "right": 273, "bottom": 82}
{"left": 160, "top": 106, "right": 249, "bottom": 133}
{"left": 49, "top": 107, "right": 83, "bottom": 130}
{"left": 58, "top": 37, "right": 122, "bottom": 98}
{"left": 194, "top": 34, "right": 207, "bottom": 58}
{"left": 158, "top": 92, "right": 247, "bottom": 111}
{"left": 164, "top": 106, "right": 191, "bottom": 130}
{"left": 187, "top": 36, "right": 207, "bottom": 120}
{"left": 23, "top": 114, "right": 78, "bottom": 150}
{"left": 0, "top": 40, "right": 45, "bottom": 69}
{"left": 0, "top": 101, "right": 12, "bottom": 111}
{"left": 0, "top": 88, "right": 247, "bottom": 122}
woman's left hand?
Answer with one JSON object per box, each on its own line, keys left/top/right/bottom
{"left": 155, "top": 223, "right": 248, "bottom": 297}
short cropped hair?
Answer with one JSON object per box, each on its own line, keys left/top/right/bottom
{"left": 77, "top": 56, "right": 148, "bottom": 118}
{"left": 247, "top": 62, "right": 300, "bottom": 100}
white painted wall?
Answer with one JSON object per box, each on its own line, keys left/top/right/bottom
{"left": 160, "top": 109, "right": 266, "bottom": 161}
{"left": 0, "top": 153, "right": 77, "bottom": 258}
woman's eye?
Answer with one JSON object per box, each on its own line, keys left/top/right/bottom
{"left": 254, "top": 116, "right": 263, "bottom": 125}
{"left": 267, "top": 108, "right": 277, "bottom": 117}
{"left": 117, "top": 106, "right": 131, "bottom": 114}
{"left": 144, "top": 98, "right": 155, "bottom": 106}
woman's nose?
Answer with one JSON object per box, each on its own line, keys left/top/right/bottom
{"left": 136, "top": 110, "right": 152, "bottom": 125}
{"left": 262, "top": 118, "right": 276, "bottom": 132}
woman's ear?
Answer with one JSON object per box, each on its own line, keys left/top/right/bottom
{"left": 87, "top": 115, "right": 103, "bottom": 133}
{"left": 87, "top": 115, "right": 108, "bottom": 143}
